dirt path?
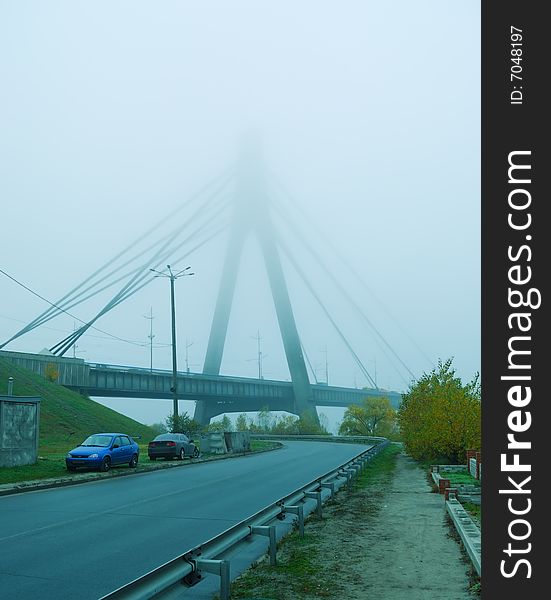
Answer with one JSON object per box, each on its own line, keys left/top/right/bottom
{"left": 231, "top": 448, "right": 477, "bottom": 600}
{"left": 343, "top": 451, "right": 475, "bottom": 599}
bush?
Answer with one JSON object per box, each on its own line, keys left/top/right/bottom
{"left": 397, "top": 358, "right": 480, "bottom": 463}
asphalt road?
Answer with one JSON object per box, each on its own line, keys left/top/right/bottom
{"left": 0, "top": 441, "right": 369, "bottom": 600}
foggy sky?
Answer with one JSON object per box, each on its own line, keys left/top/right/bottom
{"left": 0, "top": 2, "right": 480, "bottom": 428}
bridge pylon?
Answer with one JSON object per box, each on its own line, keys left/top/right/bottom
{"left": 194, "top": 139, "right": 318, "bottom": 426}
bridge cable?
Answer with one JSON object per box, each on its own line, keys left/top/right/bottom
{"left": 300, "top": 341, "right": 319, "bottom": 384}
{"left": 22, "top": 174, "right": 232, "bottom": 337}
{"left": 1, "top": 169, "right": 234, "bottom": 348}
{"left": 0, "top": 268, "right": 158, "bottom": 349}
{"left": 42, "top": 193, "right": 231, "bottom": 322}
{"left": 269, "top": 170, "right": 434, "bottom": 370}
{"left": 47, "top": 209, "right": 226, "bottom": 356}
{"left": 45, "top": 194, "right": 231, "bottom": 327}
{"left": 50, "top": 217, "right": 230, "bottom": 355}
{"left": 4, "top": 184, "right": 229, "bottom": 353}
{"left": 275, "top": 209, "right": 413, "bottom": 387}
{"left": 271, "top": 196, "right": 416, "bottom": 384}
{"left": 278, "top": 239, "right": 379, "bottom": 389}
{"left": 49, "top": 217, "right": 228, "bottom": 356}
{"left": 0, "top": 312, "right": 166, "bottom": 347}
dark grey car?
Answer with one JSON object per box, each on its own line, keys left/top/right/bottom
{"left": 147, "top": 433, "right": 200, "bottom": 460}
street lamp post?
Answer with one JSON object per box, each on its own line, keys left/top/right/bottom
{"left": 150, "top": 265, "right": 194, "bottom": 421}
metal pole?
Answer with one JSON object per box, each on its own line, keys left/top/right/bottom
{"left": 169, "top": 272, "right": 178, "bottom": 420}
{"left": 257, "top": 330, "right": 262, "bottom": 379}
{"left": 150, "top": 265, "right": 194, "bottom": 428}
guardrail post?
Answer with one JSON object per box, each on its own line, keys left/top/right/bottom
{"left": 337, "top": 468, "right": 348, "bottom": 480}
{"left": 337, "top": 468, "right": 351, "bottom": 488}
{"left": 283, "top": 504, "right": 304, "bottom": 537}
{"left": 320, "top": 481, "right": 335, "bottom": 498}
{"left": 304, "top": 491, "right": 322, "bottom": 517}
{"left": 195, "top": 559, "right": 230, "bottom": 600}
{"left": 342, "top": 468, "right": 354, "bottom": 488}
{"left": 251, "top": 525, "right": 277, "bottom": 565}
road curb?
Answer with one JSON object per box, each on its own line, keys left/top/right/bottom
{"left": 0, "top": 443, "right": 283, "bottom": 497}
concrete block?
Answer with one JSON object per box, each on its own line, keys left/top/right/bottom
{"left": 224, "top": 431, "right": 251, "bottom": 453}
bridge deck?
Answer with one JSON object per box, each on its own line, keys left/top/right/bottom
{"left": 0, "top": 350, "right": 402, "bottom": 418}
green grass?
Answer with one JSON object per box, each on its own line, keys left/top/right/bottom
{"left": 0, "top": 452, "right": 70, "bottom": 484}
{"left": 230, "top": 532, "right": 330, "bottom": 600}
{"left": 250, "top": 439, "right": 282, "bottom": 451}
{"left": 440, "top": 470, "right": 480, "bottom": 487}
{"left": 356, "top": 443, "right": 401, "bottom": 487}
{"left": 462, "top": 501, "right": 481, "bottom": 523}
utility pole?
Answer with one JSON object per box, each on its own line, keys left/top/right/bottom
{"left": 370, "top": 357, "right": 378, "bottom": 387}
{"left": 144, "top": 307, "right": 155, "bottom": 372}
{"left": 322, "top": 346, "right": 328, "bottom": 385}
{"left": 71, "top": 322, "right": 84, "bottom": 359}
{"left": 253, "top": 330, "right": 263, "bottom": 379}
{"left": 150, "top": 265, "right": 194, "bottom": 421}
{"left": 71, "top": 322, "right": 77, "bottom": 358}
{"left": 185, "top": 339, "right": 193, "bottom": 374}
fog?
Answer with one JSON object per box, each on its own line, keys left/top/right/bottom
{"left": 0, "top": 2, "right": 480, "bottom": 430}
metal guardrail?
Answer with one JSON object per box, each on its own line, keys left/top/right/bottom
{"left": 250, "top": 433, "right": 388, "bottom": 444}
{"left": 100, "top": 437, "right": 389, "bottom": 600}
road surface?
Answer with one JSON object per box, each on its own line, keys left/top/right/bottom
{"left": 0, "top": 441, "right": 368, "bottom": 599}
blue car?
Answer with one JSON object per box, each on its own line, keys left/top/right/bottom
{"left": 66, "top": 433, "right": 140, "bottom": 472}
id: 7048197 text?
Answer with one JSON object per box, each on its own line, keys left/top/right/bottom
{"left": 510, "top": 26, "right": 523, "bottom": 105}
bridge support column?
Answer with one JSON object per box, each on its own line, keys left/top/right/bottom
{"left": 192, "top": 400, "right": 215, "bottom": 426}
{"left": 201, "top": 140, "right": 320, "bottom": 428}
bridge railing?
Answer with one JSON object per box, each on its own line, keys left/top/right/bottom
{"left": 100, "top": 437, "right": 389, "bottom": 600}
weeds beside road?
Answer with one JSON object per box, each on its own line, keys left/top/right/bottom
{"left": 230, "top": 445, "right": 401, "bottom": 600}
{"left": 229, "top": 445, "right": 478, "bottom": 600}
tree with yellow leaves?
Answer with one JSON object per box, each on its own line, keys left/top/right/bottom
{"left": 44, "top": 362, "right": 59, "bottom": 382}
{"left": 338, "top": 396, "right": 396, "bottom": 437}
{"left": 397, "top": 358, "right": 480, "bottom": 463}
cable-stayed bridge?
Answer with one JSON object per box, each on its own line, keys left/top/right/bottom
{"left": 0, "top": 350, "right": 402, "bottom": 424}
{"left": 1, "top": 142, "right": 422, "bottom": 424}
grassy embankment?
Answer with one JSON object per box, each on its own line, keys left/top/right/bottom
{"left": 0, "top": 357, "right": 157, "bottom": 484}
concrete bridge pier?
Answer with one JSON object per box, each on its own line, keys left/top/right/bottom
{"left": 193, "top": 399, "right": 215, "bottom": 426}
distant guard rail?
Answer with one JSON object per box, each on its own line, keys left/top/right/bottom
{"left": 100, "top": 436, "right": 389, "bottom": 600}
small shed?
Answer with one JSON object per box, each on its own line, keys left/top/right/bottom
{"left": 0, "top": 395, "right": 41, "bottom": 467}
